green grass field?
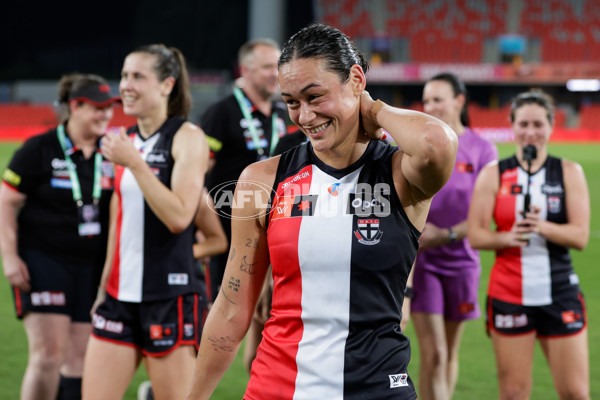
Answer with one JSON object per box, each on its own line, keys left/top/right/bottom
{"left": 0, "top": 142, "right": 598, "bottom": 399}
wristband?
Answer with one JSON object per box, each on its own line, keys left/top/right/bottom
{"left": 448, "top": 228, "right": 457, "bottom": 244}
{"left": 404, "top": 286, "right": 414, "bottom": 299}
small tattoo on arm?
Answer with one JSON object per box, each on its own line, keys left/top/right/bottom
{"left": 245, "top": 238, "right": 258, "bottom": 248}
{"left": 227, "top": 276, "right": 241, "bottom": 292}
{"left": 207, "top": 335, "right": 236, "bottom": 353}
{"left": 229, "top": 248, "right": 236, "bottom": 261}
{"left": 240, "top": 256, "right": 256, "bottom": 274}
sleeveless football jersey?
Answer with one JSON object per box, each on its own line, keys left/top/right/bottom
{"left": 490, "top": 155, "right": 579, "bottom": 306}
{"left": 245, "top": 140, "right": 419, "bottom": 400}
{"left": 107, "top": 117, "right": 200, "bottom": 303}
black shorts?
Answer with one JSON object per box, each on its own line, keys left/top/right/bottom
{"left": 486, "top": 292, "right": 587, "bottom": 338}
{"left": 12, "top": 248, "right": 102, "bottom": 322}
{"left": 91, "top": 292, "right": 207, "bottom": 356}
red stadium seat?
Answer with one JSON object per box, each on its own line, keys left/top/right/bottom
{"left": 580, "top": 104, "right": 600, "bottom": 130}
{"left": 520, "top": 0, "right": 600, "bottom": 62}
{"left": 0, "top": 104, "right": 57, "bottom": 127}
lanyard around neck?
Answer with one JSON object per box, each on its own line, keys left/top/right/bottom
{"left": 56, "top": 125, "right": 103, "bottom": 207}
{"left": 233, "top": 86, "right": 279, "bottom": 157}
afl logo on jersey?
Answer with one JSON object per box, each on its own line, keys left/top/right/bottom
{"left": 354, "top": 218, "right": 383, "bottom": 245}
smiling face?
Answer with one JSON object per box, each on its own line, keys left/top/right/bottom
{"left": 119, "top": 52, "right": 172, "bottom": 118}
{"left": 512, "top": 103, "right": 553, "bottom": 156}
{"left": 422, "top": 80, "right": 464, "bottom": 127}
{"left": 279, "top": 58, "right": 364, "bottom": 154}
{"left": 70, "top": 101, "right": 114, "bottom": 138}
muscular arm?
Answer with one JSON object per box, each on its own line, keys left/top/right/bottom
{"left": 533, "top": 160, "right": 590, "bottom": 250}
{"left": 360, "top": 92, "right": 458, "bottom": 229}
{"left": 186, "top": 160, "right": 276, "bottom": 400}
{"left": 101, "top": 123, "right": 209, "bottom": 233}
{"left": 0, "top": 184, "right": 29, "bottom": 291}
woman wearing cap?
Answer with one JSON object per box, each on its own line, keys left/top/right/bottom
{"left": 0, "top": 73, "right": 119, "bottom": 400}
{"left": 82, "top": 44, "right": 209, "bottom": 400}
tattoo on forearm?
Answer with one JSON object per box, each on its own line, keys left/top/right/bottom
{"left": 227, "top": 276, "right": 241, "bottom": 292}
{"left": 240, "top": 255, "right": 256, "bottom": 274}
{"left": 245, "top": 238, "right": 258, "bottom": 248}
{"left": 229, "top": 248, "right": 236, "bottom": 261}
{"left": 220, "top": 285, "right": 237, "bottom": 305}
{"left": 207, "top": 335, "right": 236, "bottom": 353}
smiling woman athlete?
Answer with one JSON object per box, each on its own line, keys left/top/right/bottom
{"left": 186, "top": 23, "right": 457, "bottom": 400}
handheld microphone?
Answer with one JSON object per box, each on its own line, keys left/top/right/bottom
{"left": 521, "top": 145, "right": 537, "bottom": 244}
{"left": 522, "top": 144, "right": 537, "bottom": 162}
{"left": 522, "top": 145, "right": 537, "bottom": 214}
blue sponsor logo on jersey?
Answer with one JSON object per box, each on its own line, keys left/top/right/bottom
{"left": 328, "top": 182, "right": 341, "bottom": 196}
{"left": 50, "top": 178, "right": 72, "bottom": 189}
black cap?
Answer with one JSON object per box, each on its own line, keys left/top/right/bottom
{"left": 68, "top": 83, "right": 120, "bottom": 107}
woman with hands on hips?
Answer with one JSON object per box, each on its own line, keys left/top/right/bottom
{"left": 186, "top": 23, "right": 457, "bottom": 400}
{"left": 82, "top": 44, "right": 209, "bottom": 400}
{"left": 468, "top": 89, "right": 590, "bottom": 400}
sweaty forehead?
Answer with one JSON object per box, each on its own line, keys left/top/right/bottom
{"left": 279, "top": 59, "right": 328, "bottom": 87}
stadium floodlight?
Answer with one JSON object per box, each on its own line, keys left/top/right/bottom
{"left": 566, "top": 79, "right": 600, "bottom": 92}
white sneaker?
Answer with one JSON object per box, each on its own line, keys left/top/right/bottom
{"left": 137, "top": 380, "right": 154, "bottom": 400}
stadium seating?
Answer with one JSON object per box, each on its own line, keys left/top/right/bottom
{"left": 406, "top": 102, "right": 567, "bottom": 129}
{"left": 580, "top": 104, "right": 600, "bottom": 130}
{"left": 315, "top": 0, "right": 599, "bottom": 63}
{"left": 468, "top": 104, "right": 511, "bottom": 128}
{"left": 0, "top": 104, "right": 57, "bottom": 127}
{"left": 0, "top": 104, "right": 134, "bottom": 128}
{"left": 520, "top": 0, "right": 600, "bottom": 62}
{"left": 0, "top": 103, "right": 135, "bottom": 141}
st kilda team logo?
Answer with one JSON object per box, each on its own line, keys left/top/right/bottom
{"left": 354, "top": 218, "right": 383, "bottom": 245}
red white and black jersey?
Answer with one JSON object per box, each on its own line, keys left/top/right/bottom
{"left": 246, "top": 141, "right": 419, "bottom": 400}
{"left": 107, "top": 117, "right": 200, "bottom": 303}
{"left": 490, "top": 155, "right": 579, "bottom": 306}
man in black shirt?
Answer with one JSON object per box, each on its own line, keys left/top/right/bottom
{"left": 201, "top": 38, "right": 288, "bottom": 302}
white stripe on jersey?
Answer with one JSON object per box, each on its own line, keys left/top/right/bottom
{"left": 116, "top": 134, "right": 161, "bottom": 302}
{"left": 518, "top": 167, "right": 551, "bottom": 305}
{"left": 294, "top": 166, "right": 362, "bottom": 398}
